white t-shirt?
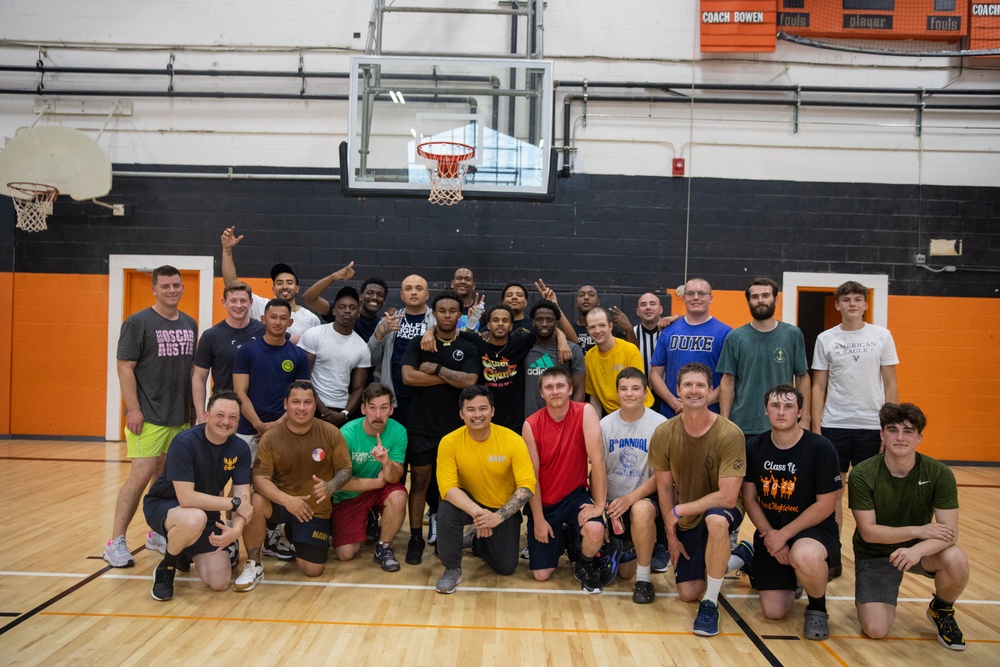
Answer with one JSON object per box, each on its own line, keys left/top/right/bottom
{"left": 600, "top": 407, "right": 668, "bottom": 501}
{"left": 250, "top": 293, "right": 321, "bottom": 339}
{"left": 297, "top": 325, "right": 372, "bottom": 408}
{"left": 812, "top": 323, "right": 899, "bottom": 430}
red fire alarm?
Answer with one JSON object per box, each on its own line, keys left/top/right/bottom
{"left": 672, "top": 158, "right": 685, "bottom": 176}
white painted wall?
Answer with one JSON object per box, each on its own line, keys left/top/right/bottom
{"left": 1, "top": 1, "right": 998, "bottom": 186}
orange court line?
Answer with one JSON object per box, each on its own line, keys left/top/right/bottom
{"left": 818, "top": 640, "right": 850, "bottom": 667}
{"left": 40, "top": 610, "right": 743, "bottom": 636}
{"left": 828, "top": 634, "right": 1000, "bottom": 644}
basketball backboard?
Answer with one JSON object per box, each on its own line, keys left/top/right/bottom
{"left": 342, "top": 56, "right": 555, "bottom": 201}
{"left": 0, "top": 125, "right": 112, "bottom": 200}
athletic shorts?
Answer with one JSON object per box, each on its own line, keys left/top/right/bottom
{"left": 269, "top": 503, "right": 332, "bottom": 564}
{"left": 406, "top": 433, "right": 439, "bottom": 467}
{"left": 750, "top": 525, "right": 840, "bottom": 591}
{"left": 126, "top": 423, "right": 187, "bottom": 458}
{"left": 674, "top": 506, "right": 743, "bottom": 584}
{"left": 527, "top": 486, "right": 605, "bottom": 570}
{"left": 142, "top": 496, "right": 219, "bottom": 557}
{"left": 855, "top": 557, "right": 934, "bottom": 606}
{"left": 822, "top": 428, "right": 881, "bottom": 473}
{"left": 235, "top": 432, "right": 259, "bottom": 462}
{"left": 330, "top": 482, "right": 406, "bottom": 548}
{"left": 616, "top": 495, "right": 659, "bottom": 537}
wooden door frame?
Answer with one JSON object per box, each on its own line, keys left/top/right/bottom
{"left": 781, "top": 271, "right": 889, "bottom": 327}
{"left": 105, "top": 254, "right": 214, "bottom": 441}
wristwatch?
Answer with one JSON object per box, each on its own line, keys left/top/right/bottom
{"left": 340, "top": 409, "right": 350, "bottom": 417}
{"left": 231, "top": 497, "right": 242, "bottom": 512}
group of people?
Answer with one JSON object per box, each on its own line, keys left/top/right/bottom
{"left": 103, "top": 226, "right": 969, "bottom": 651}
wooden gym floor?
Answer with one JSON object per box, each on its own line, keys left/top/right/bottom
{"left": 0, "top": 439, "right": 998, "bottom": 666}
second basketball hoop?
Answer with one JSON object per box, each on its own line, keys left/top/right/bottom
{"left": 416, "top": 141, "right": 475, "bottom": 206}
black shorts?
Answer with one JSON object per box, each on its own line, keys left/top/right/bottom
{"left": 271, "top": 503, "right": 332, "bottom": 564}
{"left": 750, "top": 525, "right": 840, "bottom": 591}
{"left": 822, "top": 428, "right": 881, "bottom": 473}
{"left": 617, "top": 495, "right": 659, "bottom": 537}
{"left": 674, "top": 506, "right": 743, "bottom": 584}
{"left": 406, "top": 433, "right": 439, "bottom": 467}
{"left": 142, "top": 495, "right": 220, "bottom": 557}
{"left": 527, "top": 486, "right": 605, "bottom": 570}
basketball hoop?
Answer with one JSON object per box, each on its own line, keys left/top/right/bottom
{"left": 417, "top": 141, "right": 475, "bottom": 206}
{"left": 7, "top": 182, "right": 58, "bottom": 232}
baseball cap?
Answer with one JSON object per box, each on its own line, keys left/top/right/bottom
{"left": 334, "top": 286, "right": 360, "bottom": 304}
{"left": 270, "top": 263, "right": 298, "bottom": 283}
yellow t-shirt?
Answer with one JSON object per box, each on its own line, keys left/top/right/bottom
{"left": 584, "top": 340, "right": 654, "bottom": 413}
{"left": 437, "top": 424, "right": 537, "bottom": 509}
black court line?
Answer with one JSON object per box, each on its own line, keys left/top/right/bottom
{"left": 0, "top": 612, "right": 21, "bottom": 617}
{"left": 0, "top": 456, "right": 130, "bottom": 464}
{"left": 718, "top": 594, "right": 784, "bottom": 667}
{"left": 761, "top": 634, "right": 800, "bottom": 641}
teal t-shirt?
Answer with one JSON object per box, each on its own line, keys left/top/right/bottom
{"left": 716, "top": 321, "right": 808, "bottom": 435}
{"left": 332, "top": 417, "right": 407, "bottom": 503}
{"left": 848, "top": 452, "right": 959, "bottom": 561}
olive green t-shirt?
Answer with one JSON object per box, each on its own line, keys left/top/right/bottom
{"left": 849, "top": 452, "right": 959, "bottom": 561}
{"left": 648, "top": 415, "right": 746, "bottom": 530}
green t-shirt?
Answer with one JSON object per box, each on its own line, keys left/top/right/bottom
{"left": 848, "top": 452, "right": 959, "bottom": 561}
{"left": 332, "top": 417, "right": 407, "bottom": 503}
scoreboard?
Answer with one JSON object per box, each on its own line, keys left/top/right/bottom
{"left": 777, "top": 0, "right": 967, "bottom": 40}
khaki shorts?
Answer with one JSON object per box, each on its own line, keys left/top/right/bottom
{"left": 125, "top": 422, "right": 187, "bottom": 458}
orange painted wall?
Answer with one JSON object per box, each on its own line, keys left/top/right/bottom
{"left": 211, "top": 277, "right": 274, "bottom": 324}
{"left": 0, "top": 272, "right": 13, "bottom": 434}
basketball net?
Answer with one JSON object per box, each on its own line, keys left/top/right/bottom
{"left": 7, "top": 182, "right": 58, "bottom": 232}
{"left": 417, "top": 141, "right": 475, "bottom": 206}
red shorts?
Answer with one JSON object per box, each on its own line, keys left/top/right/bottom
{"left": 330, "top": 482, "right": 406, "bottom": 548}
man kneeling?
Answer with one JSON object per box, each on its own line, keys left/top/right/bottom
{"left": 141, "top": 391, "right": 254, "bottom": 601}
{"left": 237, "top": 382, "right": 352, "bottom": 590}
{"left": 742, "top": 384, "right": 842, "bottom": 640}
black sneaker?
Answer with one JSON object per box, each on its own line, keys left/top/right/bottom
{"left": 151, "top": 559, "right": 175, "bottom": 601}
{"left": 263, "top": 527, "right": 296, "bottom": 561}
{"left": 597, "top": 537, "right": 624, "bottom": 587}
{"left": 374, "top": 542, "right": 401, "bottom": 572}
{"left": 928, "top": 603, "right": 966, "bottom": 651}
{"left": 580, "top": 559, "right": 602, "bottom": 594}
{"left": 405, "top": 535, "right": 425, "bottom": 565}
{"left": 633, "top": 580, "right": 655, "bottom": 604}
{"left": 365, "top": 509, "right": 380, "bottom": 546}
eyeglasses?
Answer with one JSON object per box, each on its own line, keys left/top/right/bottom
{"left": 684, "top": 291, "right": 711, "bottom": 298}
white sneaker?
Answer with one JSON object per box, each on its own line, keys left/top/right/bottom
{"left": 427, "top": 514, "right": 438, "bottom": 545}
{"left": 103, "top": 536, "right": 134, "bottom": 568}
{"left": 145, "top": 531, "right": 167, "bottom": 555}
{"left": 234, "top": 559, "right": 264, "bottom": 592}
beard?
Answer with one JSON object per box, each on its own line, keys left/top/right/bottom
{"left": 751, "top": 301, "right": 776, "bottom": 321}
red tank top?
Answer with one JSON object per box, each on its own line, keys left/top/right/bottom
{"left": 526, "top": 401, "right": 589, "bottom": 506}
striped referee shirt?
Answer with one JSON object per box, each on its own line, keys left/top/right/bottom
{"left": 633, "top": 324, "right": 660, "bottom": 377}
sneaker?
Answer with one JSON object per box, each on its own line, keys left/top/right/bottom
{"left": 729, "top": 529, "right": 739, "bottom": 552}
{"left": 103, "top": 536, "right": 134, "bottom": 568}
{"left": 435, "top": 567, "right": 463, "bottom": 594}
{"left": 427, "top": 513, "right": 438, "bottom": 545}
{"left": 462, "top": 526, "right": 477, "bottom": 550}
{"left": 175, "top": 550, "right": 191, "bottom": 573}
{"left": 650, "top": 543, "right": 670, "bottom": 573}
{"left": 263, "top": 527, "right": 295, "bottom": 561}
{"left": 374, "top": 543, "right": 401, "bottom": 573}
{"left": 633, "top": 580, "right": 655, "bottom": 604}
{"left": 145, "top": 531, "right": 167, "bottom": 555}
{"left": 227, "top": 542, "right": 240, "bottom": 569}
{"left": 732, "top": 539, "right": 754, "bottom": 578}
{"left": 580, "top": 559, "right": 603, "bottom": 594}
{"left": 150, "top": 559, "right": 175, "bottom": 601}
{"left": 234, "top": 559, "right": 264, "bottom": 592}
{"left": 927, "top": 603, "right": 966, "bottom": 651}
{"left": 405, "top": 535, "right": 425, "bottom": 565}
{"left": 693, "top": 599, "right": 720, "bottom": 636}
{"left": 519, "top": 546, "right": 530, "bottom": 560}
{"left": 597, "top": 537, "right": 624, "bottom": 587}
{"left": 365, "top": 509, "right": 380, "bottom": 546}
{"left": 619, "top": 539, "right": 637, "bottom": 565}
{"left": 803, "top": 608, "right": 830, "bottom": 641}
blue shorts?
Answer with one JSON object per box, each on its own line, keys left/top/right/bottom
{"left": 527, "top": 486, "right": 604, "bottom": 570}
{"left": 270, "top": 503, "right": 332, "bottom": 564}
{"left": 142, "top": 496, "right": 220, "bottom": 557}
{"left": 674, "top": 506, "right": 743, "bottom": 584}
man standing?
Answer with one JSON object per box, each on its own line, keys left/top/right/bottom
{"left": 330, "top": 383, "right": 409, "bottom": 573}
{"left": 500, "top": 282, "right": 533, "bottom": 335}
{"left": 452, "top": 267, "right": 481, "bottom": 331}
{"left": 850, "top": 403, "right": 969, "bottom": 651}
{"left": 221, "top": 227, "right": 320, "bottom": 342}
{"left": 401, "top": 291, "right": 480, "bottom": 565}
{"left": 235, "top": 382, "right": 352, "bottom": 590}
{"left": 649, "top": 362, "right": 748, "bottom": 637}
{"left": 649, "top": 278, "right": 732, "bottom": 420}
{"left": 141, "top": 390, "right": 252, "bottom": 600}
{"left": 523, "top": 367, "right": 608, "bottom": 592}
{"left": 524, "top": 299, "right": 586, "bottom": 418}
{"left": 298, "top": 286, "right": 371, "bottom": 426}
{"left": 302, "top": 265, "right": 389, "bottom": 343}
{"left": 584, "top": 307, "right": 653, "bottom": 417}
{"left": 192, "top": 280, "right": 265, "bottom": 424}
{"left": 811, "top": 280, "right": 899, "bottom": 570}
{"left": 369, "top": 274, "right": 435, "bottom": 426}
{"left": 633, "top": 292, "right": 663, "bottom": 378}
{"left": 742, "top": 385, "right": 842, "bottom": 641}
{"left": 718, "top": 277, "right": 811, "bottom": 439}
{"left": 434, "top": 385, "right": 536, "bottom": 593}
{"left": 105, "top": 265, "right": 198, "bottom": 568}
{"left": 602, "top": 368, "right": 668, "bottom": 603}
{"left": 572, "top": 285, "right": 636, "bottom": 352}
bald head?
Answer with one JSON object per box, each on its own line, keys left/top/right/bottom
{"left": 401, "top": 274, "right": 429, "bottom": 313}
{"left": 636, "top": 292, "right": 663, "bottom": 327}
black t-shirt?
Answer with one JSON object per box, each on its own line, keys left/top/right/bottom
{"left": 511, "top": 317, "right": 534, "bottom": 336}
{"left": 574, "top": 322, "right": 627, "bottom": 353}
{"left": 401, "top": 334, "right": 480, "bottom": 444}
{"left": 147, "top": 424, "right": 252, "bottom": 500}
{"left": 193, "top": 319, "right": 266, "bottom": 391}
{"left": 461, "top": 330, "right": 535, "bottom": 431}
{"left": 745, "top": 429, "right": 842, "bottom": 534}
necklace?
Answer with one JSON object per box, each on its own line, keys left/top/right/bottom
{"left": 436, "top": 331, "right": 459, "bottom": 346}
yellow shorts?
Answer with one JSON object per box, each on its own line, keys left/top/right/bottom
{"left": 125, "top": 422, "right": 188, "bottom": 458}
